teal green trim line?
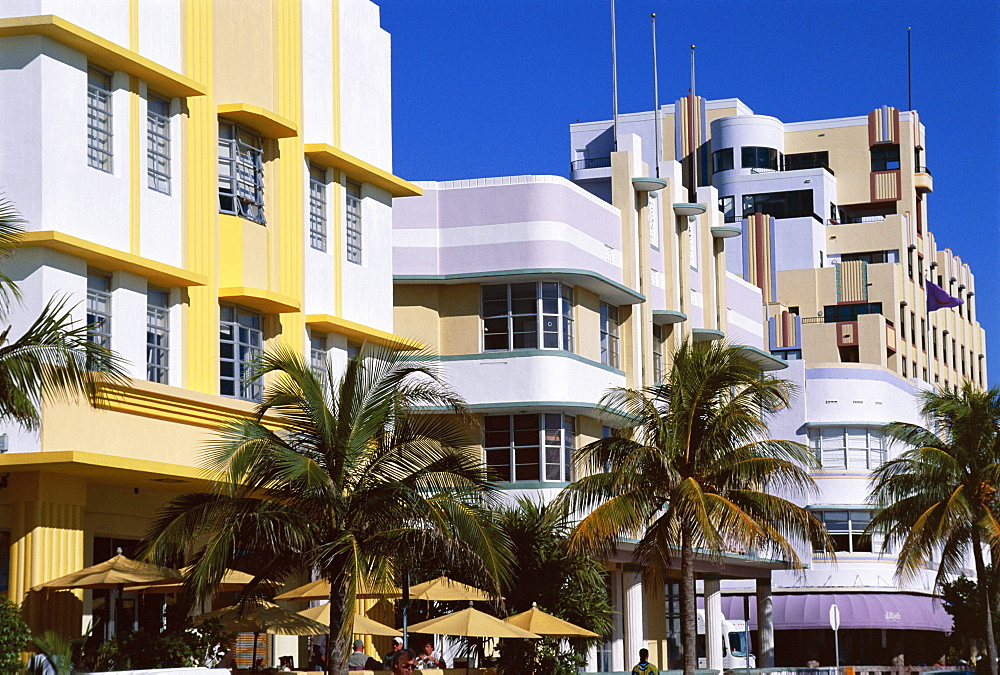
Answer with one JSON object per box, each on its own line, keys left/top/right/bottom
{"left": 394, "top": 268, "right": 645, "bottom": 303}
{"left": 497, "top": 481, "right": 570, "bottom": 490}
{"left": 413, "top": 401, "right": 603, "bottom": 413}
{"left": 439, "top": 349, "right": 626, "bottom": 375}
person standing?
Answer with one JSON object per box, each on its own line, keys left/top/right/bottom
{"left": 632, "top": 648, "right": 657, "bottom": 675}
{"left": 308, "top": 644, "right": 326, "bottom": 671}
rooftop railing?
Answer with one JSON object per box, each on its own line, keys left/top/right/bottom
{"left": 570, "top": 156, "right": 612, "bottom": 171}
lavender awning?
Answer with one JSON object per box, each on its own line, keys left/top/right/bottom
{"left": 719, "top": 593, "right": 952, "bottom": 632}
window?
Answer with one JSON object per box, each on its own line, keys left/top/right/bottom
{"left": 932, "top": 327, "right": 938, "bottom": 359}
{"left": 87, "top": 69, "right": 113, "bottom": 172}
{"left": 346, "top": 180, "right": 362, "bottom": 264}
{"left": 870, "top": 144, "right": 900, "bottom": 171}
{"left": 484, "top": 413, "right": 574, "bottom": 482}
{"left": 481, "top": 282, "right": 573, "bottom": 352}
{"left": 784, "top": 151, "right": 830, "bottom": 171}
{"left": 812, "top": 510, "right": 873, "bottom": 553}
{"left": 772, "top": 349, "right": 802, "bottom": 361}
{"left": 652, "top": 324, "right": 664, "bottom": 382}
{"left": 712, "top": 148, "right": 733, "bottom": 173}
{"left": 910, "top": 311, "right": 916, "bottom": 345}
{"left": 308, "top": 166, "right": 327, "bottom": 251}
{"left": 147, "top": 96, "right": 170, "bottom": 193}
{"left": 146, "top": 288, "right": 169, "bottom": 384}
{"left": 742, "top": 189, "right": 813, "bottom": 219}
{"left": 841, "top": 251, "right": 888, "bottom": 265}
{"left": 917, "top": 257, "right": 924, "bottom": 288}
{"left": 86, "top": 274, "right": 112, "bottom": 348}
{"left": 809, "top": 426, "right": 887, "bottom": 470}
{"left": 718, "top": 195, "right": 735, "bottom": 221}
{"left": 218, "top": 122, "right": 265, "bottom": 224}
{"left": 220, "top": 305, "right": 263, "bottom": 401}
{"left": 907, "top": 252, "right": 914, "bottom": 280}
{"left": 600, "top": 303, "right": 620, "bottom": 368}
{"left": 920, "top": 318, "right": 926, "bottom": 352}
{"left": 838, "top": 345, "right": 859, "bottom": 363}
{"left": 822, "top": 303, "right": 883, "bottom": 323}
{"left": 741, "top": 146, "right": 779, "bottom": 170}
{"left": 309, "top": 333, "right": 326, "bottom": 378}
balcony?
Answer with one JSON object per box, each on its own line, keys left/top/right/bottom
{"left": 569, "top": 156, "right": 612, "bottom": 182}
{"left": 914, "top": 166, "right": 933, "bottom": 193}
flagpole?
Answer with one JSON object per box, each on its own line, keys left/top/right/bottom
{"left": 907, "top": 27, "right": 912, "bottom": 110}
{"left": 689, "top": 44, "right": 698, "bottom": 203}
{"left": 611, "top": 0, "right": 620, "bottom": 151}
{"left": 651, "top": 13, "right": 661, "bottom": 177}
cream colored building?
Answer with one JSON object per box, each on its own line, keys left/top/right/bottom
{"left": 0, "top": 0, "right": 418, "bottom": 661}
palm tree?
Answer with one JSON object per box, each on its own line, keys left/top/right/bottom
{"left": 141, "top": 344, "right": 511, "bottom": 675}
{"left": 556, "top": 339, "right": 830, "bottom": 675}
{"left": 0, "top": 197, "right": 125, "bottom": 429}
{"left": 868, "top": 382, "right": 1000, "bottom": 675}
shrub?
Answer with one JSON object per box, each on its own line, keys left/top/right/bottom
{"left": 0, "top": 598, "right": 30, "bottom": 671}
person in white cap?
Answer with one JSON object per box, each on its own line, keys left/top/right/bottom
{"left": 383, "top": 637, "right": 403, "bottom": 669}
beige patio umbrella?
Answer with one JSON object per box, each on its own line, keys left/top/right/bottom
{"left": 124, "top": 567, "right": 262, "bottom": 593}
{"left": 406, "top": 607, "right": 540, "bottom": 639}
{"left": 406, "top": 576, "right": 492, "bottom": 602}
{"left": 504, "top": 606, "right": 600, "bottom": 638}
{"left": 195, "top": 600, "right": 328, "bottom": 671}
{"left": 273, "top": 578, "right": 401, "bottom": 601}
{"left": 298, "top": 603, "right": 402, "bottom": 637}
{"left": 32, "top": 554, "right": 183, "bottom": 636}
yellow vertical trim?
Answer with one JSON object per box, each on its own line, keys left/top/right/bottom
{"left": 184, "top": 0, "right": 218, "bottom": 394}
{"left": 275, "top": 0, "right": 305, "bottom": 350}
{"left": 128, "top": 0, "right": 138, "bottom": 50}
{"left": 331, "top": 0, "right": 343, "bottom": 315}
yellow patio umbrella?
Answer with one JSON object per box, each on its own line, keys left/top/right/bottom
{"left": 406, "top": 576, "right": 492, "bottom": 602}
{"left": 298, "top": 603, "right": 402, "bottom": 637}
{"left": 406, "top": 607, "right": 540, "bottom": 639}
{"left": 124, "top": 567, "right": 261, "bottom": 593}
{"left": 195, "top": 600, "right": 328, "bottom": 671}
{"left": 273, "top": 578, "right": 401, "bottom": 601}
{"left": 504, "top": 606, "right": 600, "bottom": 638}
{"left": 32, "top": 554, "right": 184, "bottom": 636}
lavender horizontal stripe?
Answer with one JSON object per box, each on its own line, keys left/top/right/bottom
{"left": 714, "top": 593, "right": 951, "bottom": 632}
{"left": 395, "top": 240, "right": 623, "bottom": 284}
{"left": 432, "top": 183, "right": 622, "bottom": 243}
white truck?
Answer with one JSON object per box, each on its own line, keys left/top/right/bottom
{"left": 696, "top": 609, "right": 756, "bottom": 669}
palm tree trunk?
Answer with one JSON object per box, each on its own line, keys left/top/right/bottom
{"left": 681, "top": 527, "right": 697, "bottom": 675}
{"left": 973, "top": 529, "right": 999, "bottom": 675}
{"left": 326, "top": 574, "right": 350, "bottom": 675}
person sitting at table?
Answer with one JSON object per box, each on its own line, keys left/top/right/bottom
{"left": 414, "top": 641, "right": 443, "bottom": 669}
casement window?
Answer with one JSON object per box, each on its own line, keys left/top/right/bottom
{"left": 219, "top": 305, "right": 263, "bottom": 401}
{"left": 481, "top": 282, "right": 574, "bottom": 352}
{"left": 718, "top": 195, "right": 735, "bottom": 221}
{"left": 740, "top": 146, "right": 779, "bottom": 171}
{"left": 146, "top": 288, "right": 169, "bottom": 384}
{"left": 712, "top": 148, "right": 733, "bottom": 173}
{"left": 309, "top": 332, "right": 326, "bottom": 378}
{"left": 742, "top": 189, "right": 813, "bottom": 219}
{"left": 809, "top": 426, "right": 887, "bottom": 470}
{"left": 652, "top": 324, "right": 665, "bottom": 382}
{"left": 600, "top": 303, "right": 620, "bottom": 368}
{"left": 346, "top": 181, "right": 362, "bottom": 264}
{"left": 308, "top": 166, "right": 327, "bottom": 251}
{"left": 86, "top": 274, "right": 112, "bottom": 349}
{"left": 87, "top": 69, "right": 113, "bottom": 172}
{"left": 784, "top": 151, "right": 830, "bottom": 171}
{"left": 147, "top": 96, "right": 171, "bottom": 193}
{"left": 218, "top": 122, "right": 265, "bottom": 224}
{"left": 812, "top": 510, "right": 873, "bottom": 553}
{"left": 870, "top": 144, "right": 901, "bottom": 171}
{"left": 841, "top": 251, "right": 889, "bottom": 264}
{"left": 484, "top": 413, "right": 575, "bottom": 483}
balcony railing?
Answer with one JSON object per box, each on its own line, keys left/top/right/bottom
{"left": 914, "top": 165, "right": 932, "bottom": 174}
{"left": 829, "top": 214, "right": 889, "bottom": 225}
{"left": 570, "top": 157, "right": 612, "bottom": 171}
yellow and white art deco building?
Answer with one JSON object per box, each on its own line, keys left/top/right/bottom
{"left": 0, "top": 0, "right": 418, "bottom": 638}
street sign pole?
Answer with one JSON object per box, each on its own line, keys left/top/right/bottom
{"left": 829, "top": 604, "right": 841, "bottom": 670}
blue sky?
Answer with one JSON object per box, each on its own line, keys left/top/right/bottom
{"left": 375, "top": 0, "right": 1000, "bottom": 385}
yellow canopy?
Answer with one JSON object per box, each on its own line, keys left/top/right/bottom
{"left": 504, "top": 607, "right": 600, "bottom": 638}
{"left": 273, "top": 578, "right": 400, "bottom": 601}
{"left": 407, "top": 576, "right": 492, "bottom": 602}
{"left": 194, "top": 601, "right": 327, "bottom": 636}
{"left": 407, "top": 607, "right": 540, "bottom": 639}
{"left": 32, "top": 555, "right": 182, "bottom": 591}
{"left": 125, "top": 567, "right": 260, "bottom": 593}
{"left": 298, "top": 604, "right": 402, "bottom": 637}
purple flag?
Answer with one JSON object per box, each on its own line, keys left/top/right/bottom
{"left": 926, "top": 280, "right": 964, "bottom": 311}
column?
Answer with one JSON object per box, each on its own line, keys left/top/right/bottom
{"left": 8, "top": 471, "right": 87, "bottom": 635}
{"left": 624, "top": 567, "right": 645, "bottom": 669}
{"left": 704, "top": 577, "right": 723, "bottom": 671}
{"left": 609, "top": 569, "right": 624, "bottom": 670}
{"left": 756, "top": 577, "right": 775, "bottom": 667}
